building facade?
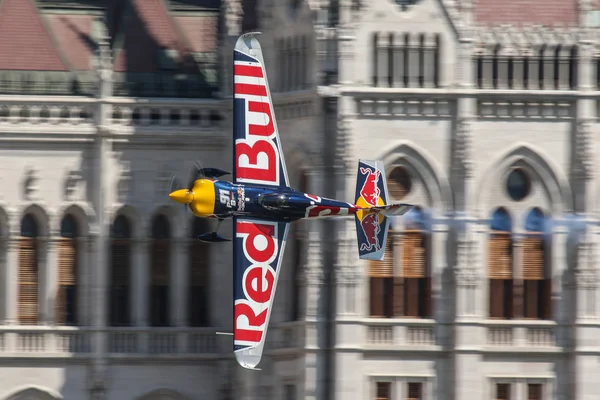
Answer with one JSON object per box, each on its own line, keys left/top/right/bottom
{"left": 1, "top": 0, "right": 600, "bottom": 400}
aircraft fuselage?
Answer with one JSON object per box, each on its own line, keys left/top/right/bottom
{"left": 185, "top": 178, "right": 359, "bottom": 222}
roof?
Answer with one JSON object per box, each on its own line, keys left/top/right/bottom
{"left": 0, "top": 0, "right": 220, "bottom": 97}
{"left": 474, "top": 0, "right": 579, "bottom": 26}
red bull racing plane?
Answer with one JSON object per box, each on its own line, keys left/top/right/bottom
{"left": 168, "top": 32, "right": 413, "bottom": 370}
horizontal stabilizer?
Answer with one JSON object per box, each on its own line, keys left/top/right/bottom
{"left": 361, "top": 203, "right": 413, "bottom": 216}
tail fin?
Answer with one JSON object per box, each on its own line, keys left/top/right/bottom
{"left": 353, "top": 160, "right": 412, "bottom": 261}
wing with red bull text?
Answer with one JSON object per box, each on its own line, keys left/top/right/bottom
{"left": 232, "top": 216, "right": 290, "bottom": 369}
{"left": 233, "top": 32, "right": 290, "bottom": 188}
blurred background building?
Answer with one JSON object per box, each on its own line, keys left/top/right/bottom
{"left": 0, "top": 0, "right": 598, "bottom": 400}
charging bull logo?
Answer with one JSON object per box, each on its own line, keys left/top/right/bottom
{"left": 359, "top": 167, "right": 381, "bottom": 206}
{"left": 359, "top": 212, "right": 382, "bottom": 251}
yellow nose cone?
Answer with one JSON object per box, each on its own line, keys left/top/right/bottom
{"left": 169, "top": 189, "right": 193, "bottom": 205}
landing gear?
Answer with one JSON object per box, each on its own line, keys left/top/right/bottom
{"left": 198, "top": 218, "right": 231, "bottom": 242}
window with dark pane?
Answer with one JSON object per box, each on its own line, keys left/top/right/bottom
{"left": 527, "top": 383, "right": 542, "bottom": 400}
{"left": 150, "top": 214, "right": 171, "bottom": 327}
{"left": 110, "top": 214, "right": 131, "bottom": 326}
{"left": 57, "top": 214, "right": 78, "bottom": 325}
{"left": 506, "top": 168, "right": 531, "bottom": 202}
{"left": 376, "top": 382, "right": 391, "bottom": 400}
{"left": 522, "top": 208, "right": 551, "bottom": 320}
{"left": 189, "top": 218, "right": 210, "bottom": 326}
{"left": 19, "top": 213, "right": 39, "bottom": 325}
{"left": 407, "top": 382, "right": 422, "bottom": 400}
{"left": 496, "top": 383, "right": 510, "bottom": 400}
{"left": 369, "top": 207, "right": 431, "bottom": 319}
{"left": 488, "top": 208, "right": 514, "bottom": 319}
{"left": 387, "top": 167, "right": 411, "bottom": 201}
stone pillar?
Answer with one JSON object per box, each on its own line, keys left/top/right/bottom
{"left": 45, "top": 238, "right": 59, "bottom": 325}
{"left": 132, "top": 238, "right": 148, "bottom": 327}
{"left": 89, "top": 28, "right": 112, "bottom": 400}
{"left": 5, "top": 238, "right": 18, "bottom": 324}
{"left": 172, "top": 237, "right": 188, "bottom": 326}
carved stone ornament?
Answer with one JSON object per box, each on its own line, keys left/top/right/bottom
{"left": 576, "top": 120, "right": 594, "bottom": 180}
{"left": 64, "top": 169, "right": 83, "bottom": 201}
{"left": 117, "top": 163, "right": 132, "bottom": 203}
{"left": 23, "top": 166, "right": 39, "bottom": 201}
{"left": 474, "top": 25, "right": 579, "bottom": 56}
{"left": 453, "top": 118, "right": 473, "bottom": 177}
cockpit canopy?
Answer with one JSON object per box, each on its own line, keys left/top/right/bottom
{"left": 258, "top": 193, "right": 291, "bottom": 209}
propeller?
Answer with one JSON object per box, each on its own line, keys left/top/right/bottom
{"left": 168, "top": 160, "right": 206, "bottom": 213}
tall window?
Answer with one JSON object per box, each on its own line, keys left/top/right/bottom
{"left": 189, "top": 218, "right": 209, "bottom": 326}
{"left": 522, "top": 208, "right": 551, "bottom": 319}
{"left": 109, "top": 214, "right": 131, "bottom": 326}
{"left": 19, "top": 213, "right": 39, "bottom": 325}
{"left": 375, "top": 382, "right": 391, "bottom": 400}
{"left": 149, "top": 214, "right": 170, "bottom": 327}
{"left": 56, "top": 214, "right": 78, "bottom": 325}
{"left": 488, "top": 207, "right": 513, "bottom": 319}
{"left": 371, "top": 32, "right": 441, "bottom": 88}
{"left": 369, "top": 207, "right": 431, "bottom": 318}
{"left": 290, "top": 170, "right": 308, "bottom": 321}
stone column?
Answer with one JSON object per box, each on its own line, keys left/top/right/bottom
{"left": 44, "top": 238, "right": 58, "bottom": 325}
{"left": 5, "top": 238, "right": 18, "bottom": 324}
{"left": 172, "top": 237, "right": 188, "bottom": 327}
{"left": 132, "top": 238, "right": 149, "bottom": 327}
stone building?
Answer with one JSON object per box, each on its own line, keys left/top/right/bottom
{"left": 0, "top": 0, "right": 599, "bottom": 400}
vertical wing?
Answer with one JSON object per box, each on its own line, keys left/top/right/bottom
{"left": 233, "top": 32, "right": 290, "bottom": 188}
{"left": 233, "top": 216, "right": 290, "bottom": 369}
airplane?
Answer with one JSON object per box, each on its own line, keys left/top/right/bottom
{"left": 167, "top": 32, "right": 413, "bottom": 370}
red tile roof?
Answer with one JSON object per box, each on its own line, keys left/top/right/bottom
{"left": 175, "top": 16, "right": 218, "bottom": 53}
{"left": 475, "top": 0, "right": 578, "bottom": 26}
{"left": 49, "top": 14, "right": 95, "bottom": 71}
{"left": 0, "top": 0, "right": 67, "bottom": 71}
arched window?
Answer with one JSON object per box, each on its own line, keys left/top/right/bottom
{"left": 188, "top": 218, "right": 209, "bottom": 326}
{"left": 19, "top": 213, "right": 39, "bottom": 325}
{"left": 522, "top": 208, "right": 551, "bottom": 319}
{"left": 369, "top": 206, "right": 431, "bottom": 318}
{"left": 150, "top": 214, "right": 170, "bottom": 327}
{"left": 109, "top": 214, "right": 131, "bottom": 326}
{"left": 488, "top": 207, "right": 513, "bottom": 319}
{"left": 57, "top": 214, "right": 78, "bottom": 325}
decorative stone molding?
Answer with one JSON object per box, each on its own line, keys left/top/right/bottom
{"left": 473, "top": 25, "right": 579, "bottom": 55}
{"left": 454, "top": 239, "right": 480, "bottom": 286}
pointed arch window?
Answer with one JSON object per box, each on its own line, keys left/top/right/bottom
{"left": 522, "top": 208, "right": 551, "bottom": 319}
{"left": 19, "top": 213, "right": 39, "bottom": 325}
{"left": 109, "top": 214, "right": 131, "bottom": 326}
{"left": 369, "top": 207, "right": 431, "bottom": 318}
{"left": 488, "top": 207, "right": 514, "bottom": 319}
{"left": 150, "top": 214, "right": 171, "bottom": 327}
{"left": 56, "top": 214, "right": 78, "bottom": 325}
{"left": 189, "top": 218, "right": 210, "bottom": 326}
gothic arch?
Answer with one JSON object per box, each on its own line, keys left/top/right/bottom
{"left": 379, "top": 141, "right": 452, "bottom": 213}
{"left": 110, "top": 205, "right": 141, "bottom": 238}
{"left": 3, "top": 386, "right": 62, "bottom": 400}
{"left": 18, "top": 204, "right": 50, "bottom": 237}
{"left": 56, "top": 204, "right": 91, "bottom": 236}
{"left": 136, "top": 388, "right": 190, "bottom": 400}
{"left": 475, "top": 143, "right": 573, "bottom": 217}
{"left": 149, "top": 205, "right": 181, "bottom": 237}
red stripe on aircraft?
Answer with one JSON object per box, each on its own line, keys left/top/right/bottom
{"left": 234, "top": 65, "right": 264, "bottom": 78}
{"left": 235, "top": 83, "right": 268, "bottom": 97}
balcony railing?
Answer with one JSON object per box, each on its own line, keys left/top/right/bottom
{"left": 366, "top": 320, "right": 437, "bottom": 348}
{"left": 486, "top": 321, "right": 558, "bottom": 349}
{"left": 0, "top": 327, "right": 219, "bottom": 357}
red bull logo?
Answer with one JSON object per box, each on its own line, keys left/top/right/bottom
{"left": 359, "top": 212, "right": 382, "bottom": 251}
{"left": 359, "top": 167, "right": 381, "bottom": 207}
